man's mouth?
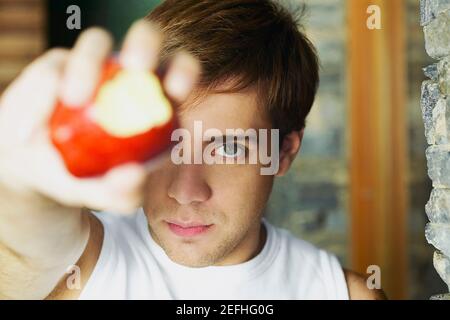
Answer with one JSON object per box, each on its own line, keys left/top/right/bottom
{"left": 166, "top": 221, "right": 213, "bottom": 237}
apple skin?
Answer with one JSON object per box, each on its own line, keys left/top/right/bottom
{"left": 49, "top": 59, "right": 177, "bottom": 178}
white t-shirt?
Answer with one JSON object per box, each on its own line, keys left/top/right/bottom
{"left": 79, "top": 209, "right": 349, "bottom": 300}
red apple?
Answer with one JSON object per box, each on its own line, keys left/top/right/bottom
{"left": 49, "top": 58, "right": 177, "bottom": 178}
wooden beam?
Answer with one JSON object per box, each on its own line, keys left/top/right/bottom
{"left": 348, "top": 0, "right": 408, "bottom": 299}
{"left": 0, "top": 0, "right": 46, "bottom": 94}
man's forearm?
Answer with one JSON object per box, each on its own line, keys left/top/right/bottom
{"left": 0, "top": 182, "right": 90, "bottom": 299}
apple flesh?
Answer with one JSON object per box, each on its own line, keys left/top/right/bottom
{"left": 49, "top": 59, "right": 177, "bottom": 178}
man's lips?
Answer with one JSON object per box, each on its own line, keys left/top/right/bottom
{"left": 166, "top": 221, "right": 213, "bottom": 237}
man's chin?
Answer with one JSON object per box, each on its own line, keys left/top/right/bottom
{"left": 150, "top": 225, "right": 230, "bottom": 267}
{"left": 163, "top": 246, "right": 217, "bottom": 268}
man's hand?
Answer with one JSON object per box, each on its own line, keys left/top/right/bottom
{"left": 0, "top": 20, "right": 199, "bottom": 213}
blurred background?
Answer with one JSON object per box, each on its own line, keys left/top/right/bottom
{"left": 0, "top": 0, "right": 445, "bottom": 299}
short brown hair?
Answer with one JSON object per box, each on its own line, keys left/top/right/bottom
{"left": 147, "top": 0, "right": 319, "bottom": 140}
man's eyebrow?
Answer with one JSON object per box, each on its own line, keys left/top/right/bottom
{"left": 203, "top": 134, "right": 258, "bottom": 144}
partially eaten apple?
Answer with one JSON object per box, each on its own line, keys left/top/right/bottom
{"left": 50, "top": 58, "right": 177, "bottom": 178}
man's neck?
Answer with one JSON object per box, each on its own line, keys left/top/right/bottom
{"left": 213, "top": 221, "right": 267, "bottom": 266}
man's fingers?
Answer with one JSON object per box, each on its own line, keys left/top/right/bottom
{"left": 24, "top": 139, "right": 147, "bottom": 214}
{"left": 163, "top": 52, "right": 200, "bottom": 105}
{"left": 103, "top": 163, "right": 147, "bottom": 198}
{"left": 0, "top": 48, "right": 68, "bottom": 109}
{"left": 60, "top": 28, "right": 113, "bottom": 107}
{"left": 74, "top": 163, "right": 147, "bottom": 214}
{"left": 0, "top": 49, "right": 69, "bottom": 145}
{"left": 120, "top": 20, "right": 162, "bottom": 71}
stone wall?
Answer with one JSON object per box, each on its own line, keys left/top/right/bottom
{"left": 420, "top": 0, "right": 450, "bottom": 300}
{"left": 266, "top": 0, "right": 349, "bottom": 264}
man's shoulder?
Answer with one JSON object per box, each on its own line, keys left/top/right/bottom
{"left": 266, "top": 221, "right": 349, "bottom": 299}
{"left": 47, "top": 210, "right": 147, "bottom": 300}
{"left": 343, "top": 269, "right": 387, "bottom": 300}
{"left": 46, "top": 211, "right": 104, "bottom": 300}
{"left": 270, "top": 224, "right": 387, "bottom": 300}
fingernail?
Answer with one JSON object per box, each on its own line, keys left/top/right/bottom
{"left": 165, "top": 70, "right": 194, "bottom": 101}
{"left": 120, "top": 49, "right": 157, "bottom": 71}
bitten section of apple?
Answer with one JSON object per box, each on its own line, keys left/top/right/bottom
{"left": 49, "top": 59, "right": 177, "bottom": 178}
{"left": 92, "top": 70, "right": 173, "bottom": 138}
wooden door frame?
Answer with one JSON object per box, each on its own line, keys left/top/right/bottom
{"left": 348, "top": 0, "right": 408, "bottom": 299}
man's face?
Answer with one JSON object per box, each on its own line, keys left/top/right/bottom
{"left": 143, "top": 87, "right": 275, "bottom": 267}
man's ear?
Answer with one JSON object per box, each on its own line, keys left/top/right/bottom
{"left": 275, "top": 129, "right": 304, "bottom": 177}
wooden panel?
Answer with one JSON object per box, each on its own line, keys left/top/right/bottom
{"left": 0, "top": 5, "right": 45, "bottom": 31}
{"left": 0, "top": 0, "right": 46, "bottom": 92}
{"left": 348, "top": 0, "right": 408, "bottom": 299}
{"left": 0, "top": 33, "right": 45, "bottom": 57}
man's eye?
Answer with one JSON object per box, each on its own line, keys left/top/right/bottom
{"left": 215, "top": 142, "right": 246, "bottom": 158}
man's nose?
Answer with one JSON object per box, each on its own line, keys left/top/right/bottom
{"left": 167, "top": 164, "right": 212, "bottom": 205}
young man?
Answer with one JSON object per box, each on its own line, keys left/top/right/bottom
{"left": 0, "top": 0, "right": 385, "bottom": 299}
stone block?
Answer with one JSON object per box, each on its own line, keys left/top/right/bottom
{"left": 426, "top": 188, "right": 450, "bottom": 223}
{"left": 424, "top": 9, "right": 450, "bottom": 59}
